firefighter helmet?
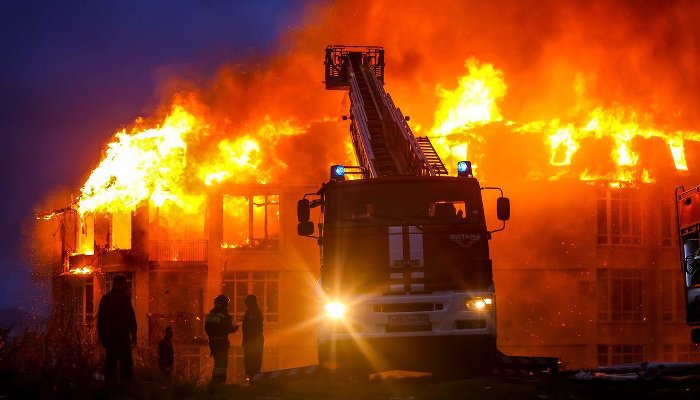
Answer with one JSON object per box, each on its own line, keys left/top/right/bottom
{"left": 214, "top": 294, "right": 230, "bottom": 306}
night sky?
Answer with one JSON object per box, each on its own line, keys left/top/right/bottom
{"left": 0, "top": 0, "right": 306, "bottom": 311}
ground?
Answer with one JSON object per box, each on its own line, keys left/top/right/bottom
{"left": 2, "top": 374, "right": 700, "bottom": 400}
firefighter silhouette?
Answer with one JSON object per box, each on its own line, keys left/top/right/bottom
{"left": 97, "top": 274, "right": 137, "bottom": 389}
{"left": 242, "top": 294, "right": 264, "bottom": 382}
{"left": 158, "top": 326, "right": 174, "bottom": 378}
{"left": 205, "top": 294, "right": 238, "bottom": 384}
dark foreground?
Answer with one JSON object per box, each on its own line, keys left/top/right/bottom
{"left": 2, "top": 374, "right": 700, "bottom": 400}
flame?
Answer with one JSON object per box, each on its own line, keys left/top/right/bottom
{"left": 198, "top": 118, "right": 302, "bottom": 186}
{"left": 431, "top": 58, "right": 507, "bottom": 136}
{"left": 77, "top": 104, "right": 305, "bottom": 219}
{"left": 78, "top": 105, "right": 202, "bottom": 215}
{"left": 427, "top": 59, "right": 507, "bottom": 175}
{"left": 68, "top": 266, "right": 93, "bottom": 275}
{"left": 427, "top": 58, "right": 700, "bottom": 184}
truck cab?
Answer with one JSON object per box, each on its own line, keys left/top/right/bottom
{"left": 299, "top": 166, "right": 509, "bottom": 375}
{"left": 677, "top": 185, "right": 700, "bottom": 343}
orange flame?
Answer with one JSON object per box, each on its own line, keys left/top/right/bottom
{"left": 427, "top": 58, "right": 700, "bottom": 184}
{"left": 198, "top": 117, "right": 303, "bottom": 186}
{"left": 78, "top": 105, "right": 202, "bottom": 215}
{"left": 68, "top": 266, "right": 93, "bottom": 275}
{"left": 77, "top": 104, "right": 305, "bottom": 217}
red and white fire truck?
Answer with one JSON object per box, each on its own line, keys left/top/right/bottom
{"left": 296, "top": 46, "right": 515, "bottom": 376}
{"left": 676, "top": 184, "right": 700, "bottom": 343}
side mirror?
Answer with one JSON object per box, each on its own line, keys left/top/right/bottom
{"left": 692, "top": 328, "right": 700, "bottom": 344}
{"left": 297, "top": 221, "right": 314, "bottom": 236}
{"left": 297, "top": 199, "right": 310, "bottom": 223}
{"left": 497, "top": 197, "right": 510, "bottom": 221}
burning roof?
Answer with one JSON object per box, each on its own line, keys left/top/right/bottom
{"left": 64, "top": 1, "right": 700, "bottom": 217}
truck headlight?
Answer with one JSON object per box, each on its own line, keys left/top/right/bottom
{"left": 324, "top": 301, "right": 347, "bottom": 319}
{"left": 465, "top": 297, "right": 493, "bottom": 311}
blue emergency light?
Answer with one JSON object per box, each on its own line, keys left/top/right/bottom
{"left": 457, "top": 161, "right": 473, "bottom": 177}
{"left": 330, "top": 165, "right": 345, "bottom": 181}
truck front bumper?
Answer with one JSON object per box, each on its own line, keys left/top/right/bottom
{"left": 318, "top": 334, "right": 496, "bottom": 375}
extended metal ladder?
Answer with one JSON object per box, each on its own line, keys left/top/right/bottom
{"left": 324, "top": 45, "right": 448, "bottom": 178}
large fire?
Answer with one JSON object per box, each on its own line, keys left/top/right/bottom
{"left": 76, "top": 105, "right": 306, "bottom": 217}
{"left": 78, "top": 105, "right": 201, "bottom": 216}
{"left": 428, "top": 59, "right": 700, "bottom": 184}
{"left": 74, "top": 53, "right": 700, "bottom": 220}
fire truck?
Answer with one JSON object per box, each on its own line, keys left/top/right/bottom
{"left": 676, "top": 184, "right": 700, "bottom": 343}
{"left": 296, "top": 46, "right": 514, "bottom": 376}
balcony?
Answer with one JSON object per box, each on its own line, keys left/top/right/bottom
{"left": 148, "top": 240, "right": 208, "bottom": 262}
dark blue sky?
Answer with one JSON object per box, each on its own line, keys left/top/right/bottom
{"left": 0, "top": 0, "right": 307, "bottom": 310}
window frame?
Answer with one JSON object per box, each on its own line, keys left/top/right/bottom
{"left": 222, "top": 271, "right": 280, "bottom": 324}
{"left": 596, "top": 188, "right": 642, "bottom": 246}
{"left": 597, "top": 268, "right": 646, "bottom": 322}
{"left": 222, "top": 194, "right": 280, "bottom": 249}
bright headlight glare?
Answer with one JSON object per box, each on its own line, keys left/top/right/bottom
{"left": 324, "top": 301, "right": 347, "bottom": 319}
{"left": 465, "top": 297, "right": 493, "bottom": 311}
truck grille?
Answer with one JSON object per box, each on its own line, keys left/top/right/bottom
{"left": 372, "top": 303, "right": 443, "bottom": 313}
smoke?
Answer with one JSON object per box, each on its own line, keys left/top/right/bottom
{"left": 138, "top": 0, "right": 700, "bottom": 191}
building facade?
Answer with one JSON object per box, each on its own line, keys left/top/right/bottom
{"left": 48, "top": 177, "right": 700, "bottom": 376}
{"left": 51, "top": 183, "right": 319, "bottom": 383}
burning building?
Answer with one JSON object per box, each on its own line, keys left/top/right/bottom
{"left": 30, "top": 0, "right": 700, "bottom": 379}
{"left": 38, "top": 103, "right": 351, "bottom": 382}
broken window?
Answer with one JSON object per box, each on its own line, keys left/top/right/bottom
{"left": 222, "top": 194, "right": 280, "bottom": 249}
{"left": 597, "top": 269, "right": 645, "bottom": 321}
{"left": 222, "top": 271, "right": 279, "bottom": 323}
{"left": 597, "top": 344, "right": 644, "bottom": 366}
{"left": 596, "top": 188, "right": 641, "bottom": 245}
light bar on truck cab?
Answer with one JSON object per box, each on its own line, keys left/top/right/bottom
{"left": 457, "top": 161, "right": 473, "bottom": 178}
{"left": 330, "top": 165, "right": 345, "bottom": 181}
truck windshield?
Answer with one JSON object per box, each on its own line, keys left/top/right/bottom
{"left": 328, "top": 180, "right": 484, "bottom": 227}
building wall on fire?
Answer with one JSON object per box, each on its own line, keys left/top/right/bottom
{"left": 491, "top": 180, "right": 699, "bottom": 369}
{"left": 51, "top": 177, "right": 700, "bottom": 373}
{"left": 52, "top": 184, "right": 319, "bottom": 383}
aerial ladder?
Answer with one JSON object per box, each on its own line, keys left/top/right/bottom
{"left": 323, "top": 45, "right": 449, "bottom": 178}
{"left": 254, "top": 46, "right": 559, "bottom": 381}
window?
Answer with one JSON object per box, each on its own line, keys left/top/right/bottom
{"left": 661, "top": 272, "right": 686, "bottom": 322}
{"left": 661, "top": 344, "right": 700, "bottom": 362}
{"left": 597, "top": 344, "right": 644, "bottom": 365}
{"left": 222, "top": 194, "right": 280, "bottom": 249}
{"left": 597, "top": 188, "right": 641, "bottom": 245}
{"left": 660, "top": 200, "right": 675, "bottom": 247}
{"left": 70, "top": 277, "right": 94, "bottom": 325}
{"left": 222, "top": 271, "right": 279, "bottom": 323}
{"left": 597, "top": 269, "right": 645, "bottom": 321}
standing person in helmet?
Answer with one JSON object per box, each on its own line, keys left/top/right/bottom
{"left": 242, "top": 294, "right": 264, "bottom": 383}
{"left": 205, "top": 294, "right": 238, "bottom": 384}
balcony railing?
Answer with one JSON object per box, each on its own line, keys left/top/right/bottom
{"left": 148, "top": 240, "right": 208, "bottom": 262}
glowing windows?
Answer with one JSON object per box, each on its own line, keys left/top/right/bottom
{"left": 222, "top": 194, "right": 280, "bottom": 249}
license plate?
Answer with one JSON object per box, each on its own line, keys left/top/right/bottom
{"left": 388, "top": 314, "right": 430, "bottom": 326}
